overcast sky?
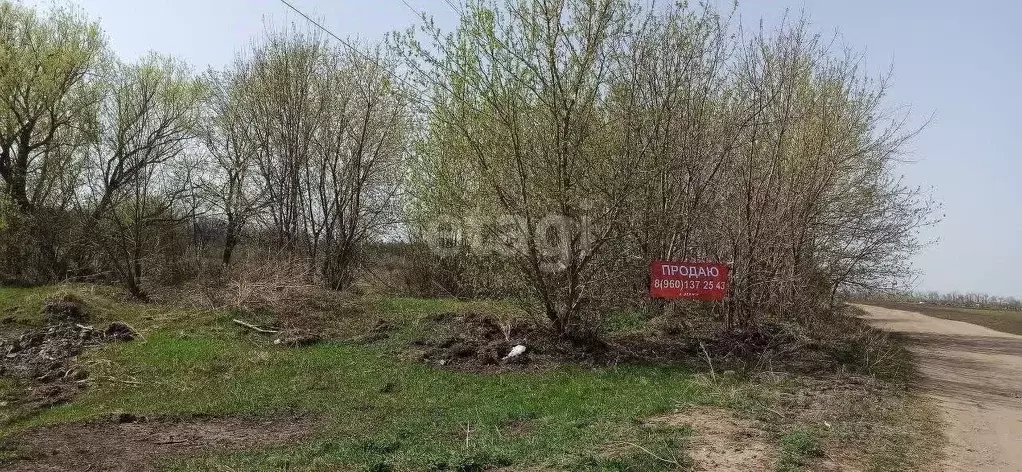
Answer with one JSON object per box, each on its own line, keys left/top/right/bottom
{"left": 24, "top": 0, "right": 1022, "bottom": 297}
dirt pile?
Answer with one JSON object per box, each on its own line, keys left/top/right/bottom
{"left": 105, "top": 321, "right": 137, "bottom": 341}
{"left": 412, "top": 313, "right": 783, "bottom": 371}
{"left": 415, "top": 313, "right": 525, "bottom": 368}
{"left": 408, "top": 311, "right": 884, "bottom": 375}
{"left": 42, "top": 294, "right": 90, "bottom": 323}
{"left": 0, "top": 316, "right": 137, "bottom": 409}
{"left": 413, "top": 313, "right": 611, "bottom": 371}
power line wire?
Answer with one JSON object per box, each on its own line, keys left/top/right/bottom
{"left": 398, "top": 0, "right": 427, "bottom": 18}
{"left": 440, "top": 0, "right": 464, "bottom": 15}
{"left": 278, "top": 0, "right": 444, "bottom": 115}
{"left": 276, "top": 0, "right": 498, "bottom": 121}
{"left": 278, "top": 0, "right": 370, "bottom": 63}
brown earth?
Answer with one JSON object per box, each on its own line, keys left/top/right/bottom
{"left": 0, "top": 415, "right": 320, "bottom": 471}
{"left": 654, "top": 406, "right": 777, "bottom": 471}
{"left": 856, "top": 304, "right": 1022, "bottom": 472}
{"left": 410, "top": 312, "right": 609, "bottom": 372}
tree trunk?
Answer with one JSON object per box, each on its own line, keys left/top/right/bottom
{"left": 222, "top": 220, "right": 238, "bottom": 266}
{"left": 124, "top": 274, "right": 150, "bottom": 302}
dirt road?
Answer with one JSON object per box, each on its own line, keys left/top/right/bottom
{"left": 856, "top": 304, "right": 1022, "bottom": 471}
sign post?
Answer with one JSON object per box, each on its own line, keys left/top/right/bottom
{"left": 649, "top": 260, "right": 729, "bottom": 301}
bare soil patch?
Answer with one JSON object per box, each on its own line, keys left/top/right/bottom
{"left": 0, "top": 414, "right": 319, "bottom": 471}
{"left": 406, "top": 312, "right": 726, "bottom": 372}
{"left": 654, "top": 406, "right": 776, "bottom": 471}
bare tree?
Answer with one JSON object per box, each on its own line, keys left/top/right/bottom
{"left": 240, "top": 27, "right": 408, "bottom": 289}
{"left": 85, "top": 54, "right": 203, "bottom": 299}
{"left": 312, "top": 48, "right": 407, "bottom": 289}
{"left": 200, "top": 63, "right": 264, "bottom": 266}
{"left": 244, "top": 28, "right": 325, "bottom": 258}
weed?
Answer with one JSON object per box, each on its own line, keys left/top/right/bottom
{"left": 776, "top": 429, "right": 823, "bottom": 471}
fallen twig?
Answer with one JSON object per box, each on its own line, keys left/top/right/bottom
{"left": 232, "top": 318, "right": 279, "bottom": 334}
{"left": 104, "top": 376, "right": 142, "bottom": 386}
{"left": 619, "top": 441, "right": 681, "bottom": 467}
{"left": 699, "top": 341, "right": 717, "bottom": 383}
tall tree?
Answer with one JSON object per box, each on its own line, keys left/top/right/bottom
{"left": 0, "top": 1, "right": 104, "bottom": 280}
{"left": 244, "top": 28, "right": 408, "bottom": 289}
{"left": 200, "top": 62, "right": 263, "bottom": 266}
{"left": 87, "top": 54, "right": 204, "bottom": 299}
{"left": 399, "top": 0, "right": 644, "bottom": 337}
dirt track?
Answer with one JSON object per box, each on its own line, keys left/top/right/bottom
{"left": 856, "top": 304, "right": 1022, "bottom": 471}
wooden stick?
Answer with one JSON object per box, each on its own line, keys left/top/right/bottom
{"left": 232, "top": 318, "right": 279, "bottom": 334}
{"left": 699, "top": 341, "right": 717, "bottom": 383}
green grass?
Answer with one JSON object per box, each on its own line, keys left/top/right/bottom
{"left": 0, "top": 284, "right": 220, "bottom": 333}
{"left": 0, "top": 286, "right": 946, "bottom": 471}
{"left": 775, "top": 429, "right": 823, "bottom": 472}
{"left": 93, "top": 339, "right": 695, "bottom": 469}
{"left": 0, "top": 285, "right": 64, "bottom": 326}
{"left": 6, "top": 316, "right": 709, "bottom": 470}
{"left": 862, "top": 301, "right": 1022, "bottom": 336}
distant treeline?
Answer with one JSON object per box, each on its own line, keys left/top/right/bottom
{"left": 860, "top": 291, "right": 1022, "bottom": 311}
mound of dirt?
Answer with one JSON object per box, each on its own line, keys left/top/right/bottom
{"left": 412, "top": 313, "right": 610, "bottom": 371}
{"left": 0, "top": 414, "right": 320, "bottom": 471}
{"left": 415, "top": 314, "right": 521, "bottom": 368}
{"left": 105, "top": 321, "right": 137, "bottom": 341}
{"left": 42, "top": 295, "right": 89, "bottom": 323}
{"left": 0, "top": 321, "right": 137, "bottom": 410}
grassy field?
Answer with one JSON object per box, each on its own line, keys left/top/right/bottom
{"left": 861, "top": 300, "right": 1022, "bottom": 336}
{"left": 0, "top": 285, "right": 943, "bottom": 471}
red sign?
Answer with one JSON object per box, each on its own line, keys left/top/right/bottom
{"left": 649, "top": 260, "right": 729, "bottom": 301}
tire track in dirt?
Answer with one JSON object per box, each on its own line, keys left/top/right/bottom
{"left": 856, "top": 304, "right": 1022, "bottom": 471}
